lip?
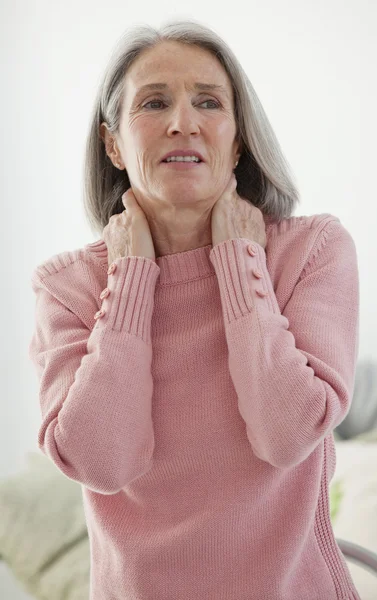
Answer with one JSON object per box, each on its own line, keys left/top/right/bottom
{"left": 161, "top": 149, "right": 205, "bottom": 162}
{"left": 160, "top": 161, "right": 204, "bottom": 169}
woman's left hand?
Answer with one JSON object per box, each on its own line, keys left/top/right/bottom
{"left": 211, "top": 173, "right": 267, "bottom": 250}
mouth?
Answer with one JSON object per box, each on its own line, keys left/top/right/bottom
{"left": 161, "top": 159, "right": 204, "bottom": 168}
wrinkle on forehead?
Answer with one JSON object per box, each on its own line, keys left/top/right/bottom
{"left": 124, "top": 42, "right": 234, "bottom": 106}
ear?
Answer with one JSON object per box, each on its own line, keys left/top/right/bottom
{"left": 236, "top": 134, "right": 244, "bottom": 160}
{"left": 100, "top": 122, "right": 122, "bottom": 168}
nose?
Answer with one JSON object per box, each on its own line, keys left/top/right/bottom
{"left": 167, "top": 101, "right": 201, "bottom": 137}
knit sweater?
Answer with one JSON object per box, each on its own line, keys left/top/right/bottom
{"left": 29, "top": 211, "right": 361, "bottom": 600}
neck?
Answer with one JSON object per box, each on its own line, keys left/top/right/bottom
{"left": 145, "top": 206, "right": 214, "bottom": 258}
{"left": 151, "top": 227, "right": 213, "bottom": 258}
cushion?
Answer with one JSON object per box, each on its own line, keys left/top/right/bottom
{"left": 0, "top": 451, "right": 89, "bottom": 600}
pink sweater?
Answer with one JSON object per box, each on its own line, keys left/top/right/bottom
{"left": 29, "top": 212, "right": 361, "bottom": 600}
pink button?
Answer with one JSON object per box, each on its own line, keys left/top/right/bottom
{"left": 252, "top": 268, "right": 263, "bottom": 279}
{"left": 100, "top": 287, "right": 110, "bottom": 300}
{"left": 107, "top": 262, "right": 117, "bottom": 275}
{"left": 247, "top": 244, "right": 257, "bottom": 256}
{"left": 256, "top": 289, "right": 268, "bottom": 298}
{"left": 94, "top": 309, "right": 106, "bottom": 320}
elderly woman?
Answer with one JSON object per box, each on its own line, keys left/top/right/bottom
{"left": 29, "top": 19, "right": 361, "bottom": 600}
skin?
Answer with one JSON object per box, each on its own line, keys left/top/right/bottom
{"left": 100, "top": 40, "right": 242, "bottom": 258}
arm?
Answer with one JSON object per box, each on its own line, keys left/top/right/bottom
{"left": 29, "top": 256, "right": 160, "bottom": 494}
{"left": 209, "top": 219, "right": 359, "bottom": 468}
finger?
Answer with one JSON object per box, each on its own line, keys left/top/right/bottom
{"left": 122, "top": 187, "right": 136, "bottom": 209}
{"left": 221, "top": 174, "right": 236, "bottom": 197}
{"left": 229, "top": 172, "right": 237, "bottom": 189}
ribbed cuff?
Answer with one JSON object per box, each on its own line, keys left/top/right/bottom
{"left": 94, "top": 256, "right": 160, "bottom": 341}
{"left": 209, "top": 238, "right": 279, "bottom": 323}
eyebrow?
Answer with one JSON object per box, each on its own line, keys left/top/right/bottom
{"left": 134, "top": 82, "right": 229, "bottom": 98}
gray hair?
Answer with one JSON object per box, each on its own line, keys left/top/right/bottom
{"left": 83, "top": 18, "right": 300, "bottom": 236}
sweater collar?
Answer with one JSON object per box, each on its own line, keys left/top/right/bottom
{"left": 84, "top": 213, "right": 276, "bottom": 285}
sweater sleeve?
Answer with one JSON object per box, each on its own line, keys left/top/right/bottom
{"left": 209, "top": 219, "right": 359, "bottom": 469}
{"left": 29, "top": 255, "right": 160, "bottom": 494}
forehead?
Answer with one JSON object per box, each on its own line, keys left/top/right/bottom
{"left": 125, "top": 41, "right": 233, "bottom": 99}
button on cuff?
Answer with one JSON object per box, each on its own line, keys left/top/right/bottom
{"left": 247, "top": 243, "right": 257, "bottom": 256}
{"left": 255, "top": 289, "right": 268, "bottom": 298}
{"left": 107, "top": 262, "right": 117, "bottom": 275}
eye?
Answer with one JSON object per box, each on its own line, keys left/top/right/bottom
{"left": 142, "top": 98, "right": 220, "bottom": 110}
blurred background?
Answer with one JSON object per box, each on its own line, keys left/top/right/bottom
{"left": 1, "top": 0, "right": 376, "bottom": 598}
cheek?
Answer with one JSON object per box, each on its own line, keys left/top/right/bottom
{"left": 127, "top": 119, "right": 161, "bottom": 162}
{"left": 128, "top": 116, "right": 160, "bottom": 140}
{"left": 130, "top": 117, "right": 166, "bottom": 162}
{"left": 212, "top": 131, "right": 237, "bottom": 164}
{"left": 136, "top": 116, "right": 161, "bottom": 134}
{"left": 216, "top": 121, "right": 237, "bottom": 141}
{"left": 214, "top": 114, "right": 237, "bottom": 139}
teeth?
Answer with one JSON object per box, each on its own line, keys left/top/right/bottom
{"left": 166, "top": 156, "right": 200, "bottom": 162}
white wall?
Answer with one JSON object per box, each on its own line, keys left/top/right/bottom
{"left": 2, "top": 0, "right": 376, "bottom": 486}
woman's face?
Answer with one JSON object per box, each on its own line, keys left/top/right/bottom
{"left": 111, "top": 40, "right": 241, "bottom": 210}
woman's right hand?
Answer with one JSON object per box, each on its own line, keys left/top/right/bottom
{"left": 103, "top": 188, "right": 156, "bottom": 265}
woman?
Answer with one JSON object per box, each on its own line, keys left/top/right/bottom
{"left": 29, "top": 19, "right": 361, "bottom": 600}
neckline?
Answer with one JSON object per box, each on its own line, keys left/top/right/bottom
{"left": 84, "top": 213, "right": 277, "bottom": 285}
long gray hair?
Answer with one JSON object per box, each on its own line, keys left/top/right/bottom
{"left": 83, "top": 18, "right": 300, "bottom": 237}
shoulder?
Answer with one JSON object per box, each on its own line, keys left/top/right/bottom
{"left": 265, "top": 212, "right": 357, "bottom": 281}
{"left": 31, "top": 239, "right": 108, "bottom": 285}
{"left": 30, "top": 239, "right": 109, "bottom": 329}
{"left": 267, "top": 212, "right": 355, "bottom": 251}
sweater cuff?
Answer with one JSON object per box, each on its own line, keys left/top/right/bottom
{"left": 209, "top": 238, "right": 280, "bottom": 323}
{"left": 94, "top": 256, "right": 160, "bottom": 341}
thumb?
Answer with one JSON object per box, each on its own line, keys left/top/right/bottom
{"left": 122, "top": 187, "right": 138, "bottom": 210}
